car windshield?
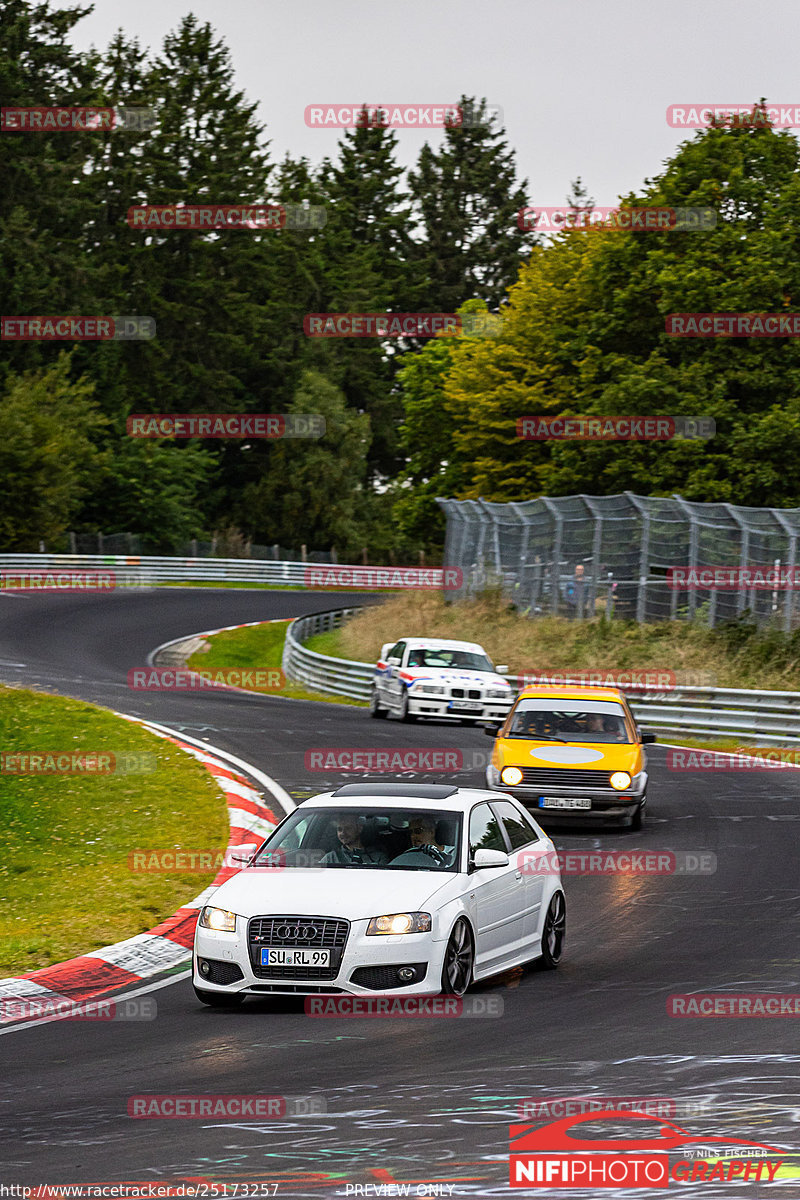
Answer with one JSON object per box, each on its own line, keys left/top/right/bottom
{"left": 507, "top": 699, "right": 631, "bottom": 743}
{"left": 406, "top": 649, "right": 493, "bottom": 671}
{"left": 251, "top": 807, "right": 463, "bottom": 871}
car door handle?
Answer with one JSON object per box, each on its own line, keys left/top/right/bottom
{"left": 515, "top": 871, "right": 523, "bottom": 880}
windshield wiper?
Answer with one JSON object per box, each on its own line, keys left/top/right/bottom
{"left": 510, "top": 732, "right": 567, "bottom": 742}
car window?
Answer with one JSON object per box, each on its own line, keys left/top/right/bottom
{"left": 506, "top": 700, "right": 631, "bottom": 743}
{"left": 393, "top": 641, "right": 406, "bottom": 663}
{"left": 493, "top": 801, "right": 540, "bottom": 850}
{"left": 469, "top": 803, "right": 507, "bottom": 856}
{"left": 384, "top": 642, "right": 401, "bottom": 661}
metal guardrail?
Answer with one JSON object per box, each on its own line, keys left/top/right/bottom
{"left": 0, "top": 553, "right": 317, "bottom": 586}
{"left": 0, "top": 554, "right": 446, "bottom": 588}
{"left": 282, "top": 609, "right": 372, "bottom": 701}
{"left": 283, "top": 609, "right": 800, "bottom": 747}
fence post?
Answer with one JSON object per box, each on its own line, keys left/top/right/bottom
{"left": 673, "top": 496, "right": 698, "bottom": 619}
{"left": 541, "top": 498, "right": 562, "bottom": 615}
{"left": 772, "top": 513, "right": 796, "bottom": 633}
{"left": 69, "top": 531, "right": 77, "bottom": 554}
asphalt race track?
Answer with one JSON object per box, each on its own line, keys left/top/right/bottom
{"left": 1, "top": 588, "right": 800, "bottom": 1196}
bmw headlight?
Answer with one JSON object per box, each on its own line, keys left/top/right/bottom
{"left": 488, "top": 688, "right": 510, "bottom": 698}
{"left": 199, "top": 906, "right": 238, "bottom": 932}
{"left": 367, "top": 912, "right": 432, "bottom": 935}
{"left": 609, "top": 771, "right": 632, "bottom": 791}
{"left": 500, "top": 766, "right": 524, "bottom": 786}
{"left": 416, "top": 684, "right": 446, "bottom": 695}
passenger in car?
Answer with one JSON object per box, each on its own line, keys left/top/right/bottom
{"left": 320, "top": 815, "right": 388, "bottom": 865}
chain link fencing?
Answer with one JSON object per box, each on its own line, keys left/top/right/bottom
{"left": 437, "top": 492, "right": 800, "bottom": 630}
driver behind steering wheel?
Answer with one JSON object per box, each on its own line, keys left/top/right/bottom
{"left": 390, "top": 816, "right": 454, "bottom": 867}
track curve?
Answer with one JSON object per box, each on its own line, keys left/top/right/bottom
{"left": 1, "top": 589, "right": 799, "bottom": 1195}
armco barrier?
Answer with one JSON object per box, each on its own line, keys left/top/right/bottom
{"left": 282, "top": 609, "right": 800, "bottom": 746}
{"left": 0, "top": 554, "right": 450, "bottom": 588}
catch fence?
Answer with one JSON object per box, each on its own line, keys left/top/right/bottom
{"left": 437, "top": 492, "right": 800, "bottom": 630}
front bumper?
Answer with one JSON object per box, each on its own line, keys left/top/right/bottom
{"left": 193, "top": 919, "right": 447, "bottom": 997}
{"left": 407, "top": 693, "right": 513, "bottom": 722}
{"left": 486, "top": 767, "right": 647, "bottom": 824}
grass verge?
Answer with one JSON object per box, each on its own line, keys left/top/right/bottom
{"left": 0, "top": 686, "right": 229, "bottom": 976}
{"left": 331, "top": 592, "right": 800, "bottom": 692}
{"left": 186, "top": 619, "right": 364, "bottom": 705}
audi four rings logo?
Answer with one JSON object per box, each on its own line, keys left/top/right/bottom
{"left": 276, "top": 925, "right": 318, "bottom": 939}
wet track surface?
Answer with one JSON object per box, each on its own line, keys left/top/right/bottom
{"left": 1, "top": 589, "right": 800, "bottom": 1194}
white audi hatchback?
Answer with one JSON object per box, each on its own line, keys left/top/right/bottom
{"left": 192, "top": 783, "right": 565, "bottom": 1006}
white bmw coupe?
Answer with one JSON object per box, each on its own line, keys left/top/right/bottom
{"left": 370, "top": 638, "right": 515, "bottom": 724}
{"left": 192, "top": 783, "right": 565, "bottom": 1006}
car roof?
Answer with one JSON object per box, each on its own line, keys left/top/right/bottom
{"left": 298, "top": 785, "right": 513, "bottom": 814}
{"left": 515, "top": 685, "right": 626, "bottom": 702}
{"left": 395, "top": 638, "right": 487, "bottom": 654}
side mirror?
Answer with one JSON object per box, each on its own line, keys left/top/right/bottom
{"left": 471, "top": 848, "right": 510, "bottom": 870}
{"left": 641, "top": 732, "right": 657, "bottom": 744}
{"left": 484, "top": 724, "right": 501, "bottom": 737}
{"left": 496, "top": 665, "right": 509, "bottom": 674}
{"left": 229, "top": 842, "right": 258, "bottom": 865}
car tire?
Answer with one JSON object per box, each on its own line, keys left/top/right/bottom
{"left": 369, "top": 688, "right": 388, "bottom": 719}
{"left": 399, "top": 691, "right": 417, "bottom": 723}
{"left": 193, "top": 984, "right": 245, "bottom": 1008}
{"left": 440, "top": 918, "right": 474, "bottom": 996}
{"left": 630, "top": 802, "right": 644, "bottom": 831}
{"left": 539, "top": 891, "right": 566, "bottom": 970}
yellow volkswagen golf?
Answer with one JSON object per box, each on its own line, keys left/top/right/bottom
{"left": 485, "top": 685, "right": 656, "bottom": 829}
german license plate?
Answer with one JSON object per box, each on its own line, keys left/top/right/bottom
{"left": 260, "top": 947, "right": 331, "bottom": 967}
{"left": 538, "top": 797, "right": 592, "bottom": 810}
{"left": 449, "top": 700, "right": 482, "bottom": 712}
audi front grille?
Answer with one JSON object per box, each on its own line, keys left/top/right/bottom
{"left": 248, "top": 915, "right": 350, "bottom": 980}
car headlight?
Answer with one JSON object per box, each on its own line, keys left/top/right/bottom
{"left": 609, "top": 771, "right": 632, "bottom": 791}
{"left": 487, "top": 688, "right": 510, "bottom": 698}
{"left": 416, "top": 684, "right": 446, "bottom": 695}
{"left": 500, "top": 766, "right": 524, "bottom": 786}
{"left": 199, "top": 906, "right": 238, "bottom": 932}
{"left": 367, "top": 912, "right": 432, "bottom": 935}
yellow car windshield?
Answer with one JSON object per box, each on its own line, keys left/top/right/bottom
{"left": 508, "top": 701, "right": 631, "bottom": 744}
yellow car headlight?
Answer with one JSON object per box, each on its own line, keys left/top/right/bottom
{"left": 199, "top": 906, "right": 237, "bottom": 932}
{"left": 367, "top": 912, "right": 432, "bottom": 935}
{"left": 610, "top": 771, "right": 632, "bottom": 791}
{"left": 500, "top": 766, "right": 524, "bottom": 786}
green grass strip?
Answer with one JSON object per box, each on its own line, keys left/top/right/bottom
{"left": 0, "top": 686, "right": 229, "bottom": 976}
